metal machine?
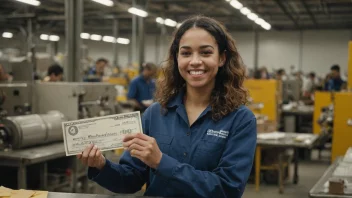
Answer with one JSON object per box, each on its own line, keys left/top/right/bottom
{"left": 0, "top": 83, "right": 32, "bottom": 116}
{"left": 0, "top": 110, "right": 66, "bottom": 150}
{"left": 282, "top": 80, "right": 301, "bottom": 102}
{"left": 35, "top": 82, "right": 117, "bottom": 120}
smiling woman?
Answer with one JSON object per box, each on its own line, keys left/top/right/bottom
{"left": 79, "top": 15, "right": 256, "bottom": 198}
{"left": 156, "top": 16, "right": 248, "bottom": 121}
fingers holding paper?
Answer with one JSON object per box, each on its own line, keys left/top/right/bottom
{"left": 123, "top": 133, "right": 162, "bottom": 169}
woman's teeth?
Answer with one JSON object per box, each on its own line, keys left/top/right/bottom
{"left": 189, "top": 71, "right": 205, "bottom": 75}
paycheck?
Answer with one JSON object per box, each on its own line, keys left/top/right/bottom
{"left": 62, "top": 111, "right": 143, "bottom": 156}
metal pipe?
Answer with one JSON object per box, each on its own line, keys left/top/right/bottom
{"left": 298, "top": 31, "right": 303, "bottom": 70}
{"left": 138, "top": 16, "right": 145, "bottom": 71}
{"left": 113, "top": 19, "right": 119, "bottom": 67}
{"left": 132, "top": 0, "right": 137, "bottom": 66}
{"left": 253, "top": 30, "right": 259, "bottom": 70}
{"left": 65, "top": 0, "right": 83, "bottom": 82}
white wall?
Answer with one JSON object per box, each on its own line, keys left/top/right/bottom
{"left": 1, "top": 30, "right": 351, "bottom": 76}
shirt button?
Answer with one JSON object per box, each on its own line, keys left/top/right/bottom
{"left": 183, "top": 152, "right": 187, "bottom": 156}
{"left": 187, "top": 132, "right": 190, "bottom": 136}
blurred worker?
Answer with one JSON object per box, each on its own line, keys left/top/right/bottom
{"left": 276, "top": 69, "right": 287, "bottom": 81}
{"left": 0, "top": 64, "right": 12, "bottom": 82}
{"left": 325, "top": 64, "right": 346, "bottom": 91}
{"left": 127, "top": 62, "right": 157, "bottom": 111}
{"left": 84, "top": 58, "right": 109, "bottom": 82}
{"left": 302, "top": 72, "right": 316, "bottom": 98}
{"left": 43, "top": 64, "right": 64, "bottom": 82}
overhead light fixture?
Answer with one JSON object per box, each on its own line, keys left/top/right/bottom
{"left": 40, "top": 34, "right": 49, "bottom": 40}
{"left": 14, "top": 0, "right": 40, "bottom": 6}
{"left": 247, "top": 13, "right": 258, "bottom": 21}
{"left": 225, "top": 0, "right": 231, "bottom": 2}
{"left": 49, "top": 35, "right": 60, "bottom": 41}
{"left": 261, "top": 22, "right": 271, "bottom": 30}
{"left": 156, "top": 17, "right": 164, "bottom": 24}
{"left": 90, "top": 34, "right": 102, "bottom": 41}
{"left": 91, "top": 0, "right": 113, "bottom": 7}
{"left": 80, "top": 33, "right": 90, "bottom": 39}
{"left": 2, "top": 32, "right": 13, "bottom": 38}
{"left": 230, "top": 0, "right": 243, "bottom": 9}
{"left": 128, "top": 7, "right": 148, "bottom": 17}
{"left": 117, "top": 38, "right": 130, "bottom": 45}
{"left": 164, "top": 18, "right": 177, "bottom": 27}
{"left": 240, "top": 7, "right": 251, "bottom": 15}
{"left": 255, "top": 18, "right": 265, "bottom": 25}
{"left": 102, "top": 36, "right": 116, "bottom": 43}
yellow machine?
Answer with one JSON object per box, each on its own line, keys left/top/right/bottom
{"left": 244, "top": 79, "right": 280, "bottom": 122}
{"left": 331, "top": 92, "right": 352, "bottom": 162}
{"left": 313, "top": 92, "right": 333, "bottom": 134}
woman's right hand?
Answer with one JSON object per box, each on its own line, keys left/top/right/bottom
{"left": 77, "top": 144, "right": 106, "bottom": 170}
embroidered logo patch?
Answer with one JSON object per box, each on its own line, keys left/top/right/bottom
{"left": 207, "top": 129, "right": 229, "bottom": 139}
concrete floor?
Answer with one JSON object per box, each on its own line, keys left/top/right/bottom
{"left": 243, "top": 160, "right": 329, "bottom": 198}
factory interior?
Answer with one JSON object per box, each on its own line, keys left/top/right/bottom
{"left": 0, "top": 0, "right": 352, "bottom": 198}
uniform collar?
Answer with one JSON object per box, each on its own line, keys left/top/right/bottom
{"left": 166, "top": 89, "right": 212, "bottom": 113}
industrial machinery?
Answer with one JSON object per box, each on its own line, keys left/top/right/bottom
{"left": 0, "top": 110, "right": 66, "bottom": 150}
{"left": 0, "top": 83, "right": 32, "bottom": 116}
{"left": 282, "top": 80, "right": 301, "bottom": 103}
{"left": 35, "top": 82, "right": 117, "bottom": 120}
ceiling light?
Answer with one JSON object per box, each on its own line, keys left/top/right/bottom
{"left": 40, "top": 34, "right": 49, "bottom": 40}
{"left": 156, "top": 17, "right": 164, "bottom": 24}
{"left": 102, "top": 36, "right": 116, "bottom": 43}
{"left": 164, "top": 19, "right": 177, "bottom": 27}
{"left": 255, "top": 18, "right": 265, "bottom": 25}
{"left": 90, "top": 34, "right": 102, "bottom": 41}
{"left": 261, "top": 22, "right": 271, "bottom": 30}
{"left": 247, "top": 13, "right": 258, "bottom": 21}
{"left": 225, "top": 0, "right": 231, "bottom": 2}
{"left": 90, "top": 0, "right": 113, "bottom": 7}
{"left": 80, "top": 33, "right": 90, "bottom": 39}
{"left": 14, "top": 0, "right": 40, "bottom": 6}
{"left": 230, "top": 0, "right": 243, "bottom": 9}
{"left": 128, "top": 7, "right": 148, "bottom": 17}
{"left": 2, "top": 32, "right": 13, "bottom": 38}
{"left": 240, "top": 7, "right": 251, "bottom": 15}
{"left": 49, "top": 35, "right": 60, "bottom": 41}
{"left": 116, "top": 38, "right": 130, "bottom": 45}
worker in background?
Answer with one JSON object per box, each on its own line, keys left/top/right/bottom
{"left": 43, "top": 64, "right": 64, "bottom": 82}
{"left": 302, "top": 72, "right": 316, "bottom": 98}
{"left": 0, "top": 64, "right": 12, "bottom": 82}
{"left": 254, "top": 66, "right": 270, "bottom": 79}
{"left": 84, "top": 58, "right": 109, "bottom": 82}
{"left": 78, "top": 16, "right": 256, "bottom": 198}
{"left": 325, "top": 64, "right": 346, "bottom": 91}
{"left": 127, "top": 62, "right": 157, "bottom": 112}
{"left": 276, "top": 68, "right": 287, "bottom": 81}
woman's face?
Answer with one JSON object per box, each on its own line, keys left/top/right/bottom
{"left": 177, "top": 28, "right": 225, "bottom": 89}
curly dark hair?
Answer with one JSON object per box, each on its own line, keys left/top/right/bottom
{"left": 155, "top": 16, "right": 248, "bottom": 121}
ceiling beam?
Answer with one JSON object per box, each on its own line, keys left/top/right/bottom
{"left": 273, "top": 0, "right": 300, "bottom": 28}
{"left": 300, "top": 0, "right": 318, "bottom": 28}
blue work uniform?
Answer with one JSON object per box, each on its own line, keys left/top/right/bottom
{"left": 83, "top": 67, "right": 102, "bottom": 82}
{"left": 326, "top": 78, "right": 345, "bottom": 91}
{"left": 127, "top": 75, "right": 156, "bottom": 109}
{"left": 88, "top": 90, "right": 257, "bottom": 198}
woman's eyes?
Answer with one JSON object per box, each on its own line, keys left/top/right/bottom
{"left": 180, "top": 51, "right": 213, "bottom": 56}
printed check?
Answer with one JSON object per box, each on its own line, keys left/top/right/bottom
{"left": 62, "top": 111, "right": 143, "bottom": 156}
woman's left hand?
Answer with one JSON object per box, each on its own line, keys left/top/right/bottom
{"left": 123, "top": 133, "right": 162, "bottom": 169}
